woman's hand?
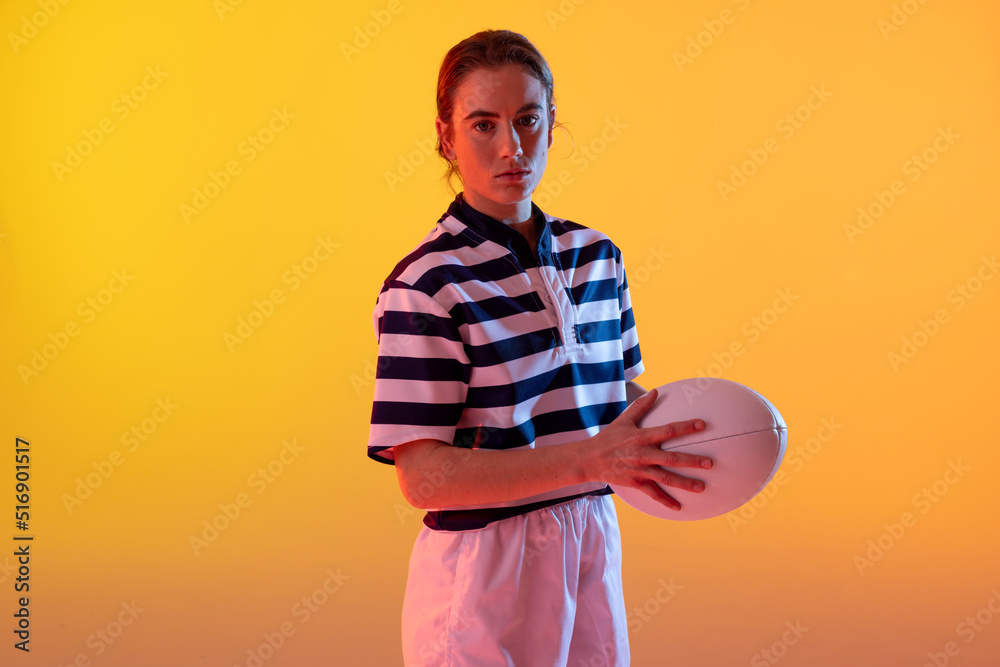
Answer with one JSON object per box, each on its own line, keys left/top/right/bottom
{"left": 584, "top": 387, "right": 713, "bottom": 511}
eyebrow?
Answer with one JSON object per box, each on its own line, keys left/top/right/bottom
{"left": 462, "top": 102, "right": 544, "bottom": 122}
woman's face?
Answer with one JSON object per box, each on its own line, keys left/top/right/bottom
{"left": 437, "top": 64, "right": 553, "bottom": 222}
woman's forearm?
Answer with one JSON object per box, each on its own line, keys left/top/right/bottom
{"left": 396, "top": 381, "right": 648, "bottom": 509}
{"left": 394, "top": 383, "right": 712, "bottom": 512}
{"left": 394, "top": 436, "right": 596, "bottom": 509}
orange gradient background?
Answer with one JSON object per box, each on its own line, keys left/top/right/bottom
{"left": 1, "top": 1, "right": 998, "bottom": 665}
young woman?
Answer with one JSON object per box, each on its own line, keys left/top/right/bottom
{"left": 368, "top": 29, "right": 712, "bottom": 666}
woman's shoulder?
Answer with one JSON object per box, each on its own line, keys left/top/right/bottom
{"left": 542, "top": 211, "right": 623, "bottom": 258}
{"left": 376, "top": 216, "right": 471, "bottom": 296}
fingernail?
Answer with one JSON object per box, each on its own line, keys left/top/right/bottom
{"left": 695, "top": 420, "right": 705, "bottom": 430}
{"left": 701, "top": 459, "right": 713, "bottom": 469}
{"left": 693, "top": 481, "right": 705, "bottom": 492}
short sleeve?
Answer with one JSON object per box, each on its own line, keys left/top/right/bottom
{"left": 617, "top": 252, "right": 644, "bottom": 382}
{"left": 367, "top": 280, "right": 471, "bottom": 465}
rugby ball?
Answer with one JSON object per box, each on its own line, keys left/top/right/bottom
{"left": 611, "top": 377, "right": 787, "bottom": 521}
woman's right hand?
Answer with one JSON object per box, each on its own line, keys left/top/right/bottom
{"left": 585, "top": 387, "right": 713, "bottom": 511}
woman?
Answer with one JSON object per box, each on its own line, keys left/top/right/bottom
{"left": 367, "top": 29, "right": 712, "bottom": 666}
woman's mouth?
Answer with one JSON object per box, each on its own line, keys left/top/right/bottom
{"left": 497, "top": 170, "right": 530, "bottom": 181}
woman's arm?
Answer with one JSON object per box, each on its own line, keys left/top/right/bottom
{"left": 394, "top": 386, "right": 712, "bottom": 512}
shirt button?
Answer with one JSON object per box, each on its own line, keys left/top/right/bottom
{"left": 542, "top": 293, "right": 552, "bottom": 304}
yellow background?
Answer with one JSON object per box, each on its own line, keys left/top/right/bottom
{"left": 1, "top": 0, "right": 998, "bottom": 665}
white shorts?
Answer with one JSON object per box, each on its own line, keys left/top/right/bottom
{"left": 401, "top": 493, "right": 630, "bottom": 667}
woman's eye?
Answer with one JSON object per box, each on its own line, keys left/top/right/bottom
{"left": 473, "top": 121, "right": 491, "bottom": 132}
{"left": 520, "top": 116, "right": 539, "bottom": 127}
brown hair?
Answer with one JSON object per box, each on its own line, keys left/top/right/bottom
{"left": 435, "top": 30, "right": 560, "bottom": 194}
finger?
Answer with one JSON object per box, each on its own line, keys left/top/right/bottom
{"left": 617, "top": 387, "right": 659, "bottom": 424}
{"left": 634, "top": 480, "right": 682, "bottom": 511}
{"left": 644, "top": 418, "right": 707, "bottom": 445}
{"left": 657, "top": 449, "right": 714, "bottom": 470}
{"left": 654, "top": 467, "right": 707, "bottom": 493}
{"left": 627, "top": 387, "right": 658, "bottom": 411}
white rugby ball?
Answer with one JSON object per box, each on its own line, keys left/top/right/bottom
{"left": 611, "top": 377, "right": 787, "bottom": 521}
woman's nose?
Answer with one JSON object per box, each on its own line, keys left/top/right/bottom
{"left": 499, "top": 123, "right": 523, "bottom": 158}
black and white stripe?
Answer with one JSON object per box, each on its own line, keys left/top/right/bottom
{"left": 368, "top": 194, "right": 644, "bottom": 514}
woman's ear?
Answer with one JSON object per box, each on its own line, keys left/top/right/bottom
{"left": 436, "top": 117, "right": 456, "bottom": 160}
{"left": 547, "top": 105, "right": 556, "bottom": 148}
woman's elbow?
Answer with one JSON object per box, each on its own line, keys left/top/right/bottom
{"left": 393, "top": 439, "right": 448, "bottom": 509}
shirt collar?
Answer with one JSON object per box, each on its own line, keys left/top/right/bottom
{"left": 446, "top": 192, "right": 552, "bottom": 268}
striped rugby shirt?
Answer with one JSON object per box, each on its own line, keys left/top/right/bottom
{"left": 368, "top": 193, "right": 644, "bottom": 529}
